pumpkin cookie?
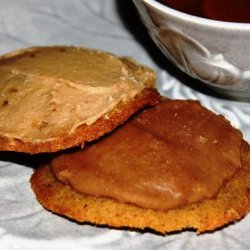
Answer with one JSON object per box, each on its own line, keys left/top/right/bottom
{"left": 0, "top": 46, "right": 159, "bottom": 153}
{"left": 30, "top": 100, "right": 249, "bottom": 233}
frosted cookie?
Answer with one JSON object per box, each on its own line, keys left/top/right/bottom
{"left": 30, "top": 100, "right": 249, "bottom": 233}
{"left": 0, "top": 46, "right": 159, "bottom": 153}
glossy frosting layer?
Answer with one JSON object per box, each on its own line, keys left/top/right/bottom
{"left": 51, "top": 100, "right": 243, "bottom": 210}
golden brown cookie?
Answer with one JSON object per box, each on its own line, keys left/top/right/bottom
{"left": 30, "top": 141, "right": 250, "bottom": 234}
{"left": 30, "top": 99, "right": 249, "bottom": 233}
{"left": 0, "top": 46, "right": 159, "bottom": 153}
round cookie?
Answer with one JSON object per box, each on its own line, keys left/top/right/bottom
{"left": 0, "top": 46, "right": 159, "bottom": 153}
{"left": 30, "top": 99, "right": 249, "bottom": 233}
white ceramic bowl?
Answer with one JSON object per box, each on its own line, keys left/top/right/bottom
{"left": 133, "top": 0, "right": 250, "bottom": 100}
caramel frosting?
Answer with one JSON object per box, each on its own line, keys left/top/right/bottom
{"left": 0, "top": 46, "right": 156, "bottom": 143}
{"left": 51, "top": 100, "right": 243, "bottom": 210}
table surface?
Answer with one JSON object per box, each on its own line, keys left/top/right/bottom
{"left": 0, "top": 1, "right": 249, "bottom": 250}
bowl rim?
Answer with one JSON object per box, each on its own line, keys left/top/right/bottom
{"left": 142, "top": 0, "right": 250, "bottom": 30}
